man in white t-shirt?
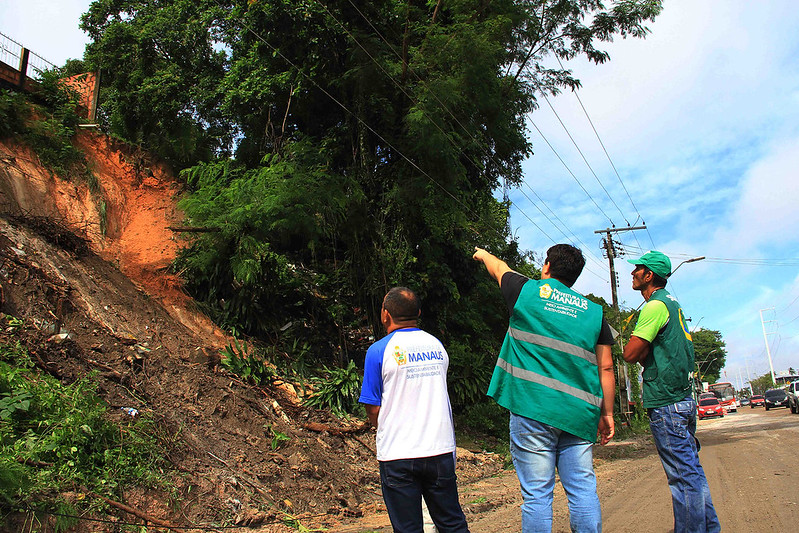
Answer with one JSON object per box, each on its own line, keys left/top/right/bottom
{"left": 359, "top": 287, "right": 470, "bottom": 533}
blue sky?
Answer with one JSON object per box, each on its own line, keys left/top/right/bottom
{"left": 3, "top": 1, "right": 799, "bottom": 389}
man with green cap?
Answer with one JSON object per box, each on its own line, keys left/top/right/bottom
{"left": 622, "top": 251, "right": 720, "bottom": 533}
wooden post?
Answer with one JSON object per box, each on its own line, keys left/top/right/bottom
{"left": 18, "top": 48, "right": 29, "bottom": 88}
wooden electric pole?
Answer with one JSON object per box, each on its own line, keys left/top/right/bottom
{"left": 594, "top": 225, "right": 647, "bottom": 418}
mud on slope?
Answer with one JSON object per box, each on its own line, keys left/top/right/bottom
{"left": 0, "top": 214, "right": 390, "bottom": 531}
{"left": 0, "top": 132, "right": 507, "bottom": 531}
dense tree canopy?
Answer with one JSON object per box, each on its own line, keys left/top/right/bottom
{"left": 692, "top": 328, "right": 726, "bottom": 385}
{"left": 79, "top": 0, "right": 663, "bottom": 409}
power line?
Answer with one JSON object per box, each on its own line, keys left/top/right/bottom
{"left": 519, "top": 181, "right": 608, "bottom": 271}
{"left": 319, "top": 0, "right": 631, "bottom": 286}
{"left": 217, "top": 0, "right": 510, "bottom": 243}
{"left": 511, "top": 188, "right": 606, "bottom": 281}
{"left": 314, "top": 0, "right": 582, "bottom": 249}
{"left": 541, "top": 93, "right": 630, "bottom": 226}
{"left": 623, "top": 245, "right": 799, "bottom": 267}
{"left": 554, "top": 56, "right": 657, "bottom": 250}
{"left": 219, "top": 0, "right": 619, "bottom": 289}
{"left": 779, "top": 292, "right": 799, "bottom": 312}
{"left": 529, "top": 120, "right": 615, "bottom": 225}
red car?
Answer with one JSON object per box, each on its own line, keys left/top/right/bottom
{"left": 698, "top": 397, "right": 725, "bottom": 419}
{"left": 749, "top": 395, "right": 765, "bottom": 408}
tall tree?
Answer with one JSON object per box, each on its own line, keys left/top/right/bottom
{"left": 80, "top": 0, "right": 663, "bottom": 407}
{"left": 692, "top": 328, "right": 726, "bottom": 385}
{"left": 81, "top": 0, "right": 232, "bottom": 167}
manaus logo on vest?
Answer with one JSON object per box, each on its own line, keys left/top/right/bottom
{"left": 539, "top": 283, "right": 589, "bottom": 310}
{"left": 393, "top": 346, "right": 407, "bottom": 366}
{"left": 539, "top": 284, "right": 553, "bottom": 299}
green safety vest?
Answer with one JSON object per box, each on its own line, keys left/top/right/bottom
{"left": 641, "top": 289, "right": 695, "bottom": 409}
{"left": 488, "top": 278, "right": 604, "bottom": 442}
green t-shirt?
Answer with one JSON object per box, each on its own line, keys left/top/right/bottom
{"left": 632, "top": 299, "right": 669, "bottom": 342}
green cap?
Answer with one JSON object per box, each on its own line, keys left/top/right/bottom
{"left": 627, "top": 251, "right": 672, "bottom": 278}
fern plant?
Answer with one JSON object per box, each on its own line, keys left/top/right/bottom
{"left": 220, "top": 336, "right": 275, "bottom": 386}
{"left": 304, "top": 360, "right": 362, "bottom": 417}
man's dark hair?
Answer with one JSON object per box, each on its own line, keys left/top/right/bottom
{"left": 545, "top": 244, "right": 585, "bottom": 287}
{"left": 383, "top": 287, "right": 420, "bottom": 322}
{"left": 649, "top": 268, "right": 668, "bottom": 288}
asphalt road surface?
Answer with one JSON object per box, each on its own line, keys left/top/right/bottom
{"left": 467, "top": 406, "right": 799, "bottom": 532}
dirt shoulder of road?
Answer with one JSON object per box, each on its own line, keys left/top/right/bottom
{"left": 339, "top": 409, "right": 799, "bottom": 533}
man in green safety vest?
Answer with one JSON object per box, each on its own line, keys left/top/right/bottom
{"left": 622, "top": 251, "right": 720, "bottom": 533}
{"left": 473, "top": 244, "right": 615, "bottom": 533}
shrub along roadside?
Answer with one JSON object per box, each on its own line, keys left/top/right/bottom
{"left": 0, "top": 334, "right": 171, "bottom": 528}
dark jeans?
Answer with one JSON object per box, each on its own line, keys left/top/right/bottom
{"left": 379, "top": 453, "right": 470, "bottom": 533}
{"left": 648, "top": 397, "right": 721, "bottom": 533}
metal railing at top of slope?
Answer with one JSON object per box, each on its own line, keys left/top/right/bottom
{"left": 0, "top": 30, "right": 56, "bottom": 79}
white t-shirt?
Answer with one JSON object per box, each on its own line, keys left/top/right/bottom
{"left": 359, "top": 327, "right": 456, "bottom": 461}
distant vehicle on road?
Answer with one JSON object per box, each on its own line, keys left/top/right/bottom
{"left": 750, "top": 395, "right": 765, "bottom": 408}
{"left": 786, "top": 381, "right": 799, "bottom": 414}
{"left": 709, "top": 382, "right": 738, "bottom": 412}
{"left": 698, "top": 397, "right": 725, "bottom": 419}
{"left": 740, "top": 397, "right": 750, "bottom": 406}
{"left": 764, "top": 388, "right": 789, "bottom": 410}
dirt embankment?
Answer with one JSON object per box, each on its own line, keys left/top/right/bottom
{"left": 0, "top": 131, "right": 507, "bottom": 531}
{"left": 0, "top": 131, "right": 225, "bottom": 349}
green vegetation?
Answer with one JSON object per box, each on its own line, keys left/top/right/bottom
{"left": 304, "top": 360, "right": 364, "bottom": 418}
{"left": 5, "top": 1, "right": 665, "bottom": 446}
{"left": 0, "top": 74, "right": 89, "bottom": 183}
{"left": 692, "top": 328, "right": 727, "bottom": 385}
{"left": 220, "top": 335, "right": 276, "bottom": 386}
{"left": 0, "top": 334, "right": 171, "bottom": 527}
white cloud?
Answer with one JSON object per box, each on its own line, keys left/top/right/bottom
{"left": 722, "top": 139, "right": 799, "bottom": 249}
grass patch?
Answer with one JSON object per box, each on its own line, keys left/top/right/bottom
{"left": 0, "top": 332, "right": 171, "bottom": 527}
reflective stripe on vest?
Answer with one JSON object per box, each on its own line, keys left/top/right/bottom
{"left": 508, "top": 327, "right": 598, "bottom": 365}
{"left": 496, "top": 357, "right": 603, "bottom": 408}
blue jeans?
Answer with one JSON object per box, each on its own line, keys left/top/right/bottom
{"left": 648, "top": 398, "right": 721, "bottom": 533}
{"left": 379, "top": 453, "right": 470, "bottom": 533}
{"left": 510, "top": 414, "right": 601, "bottom": 533}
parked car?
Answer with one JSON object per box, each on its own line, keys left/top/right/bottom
{"left": 750, "top": 394, "right": 765, "bottom": 408}
{"left": 764, "top": 388, "right": 789, "bottom": 410}
{"left": 698, "top": 397, "right": 725, "bottom": 419}
{"left": 787, "top": 381, "right": 799, "bottom": 414}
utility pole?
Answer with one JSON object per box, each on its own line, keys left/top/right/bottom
{"left": 594, "top": 225, "right": 647, "bottom": 417}
{"left": 594, "top": 226, "right": 647, "bottom": 310}
{"left": 760, "top": 308, "right": 777, "bottom": 385}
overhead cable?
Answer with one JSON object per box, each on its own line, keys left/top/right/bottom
{"left": 217, "top": 0, "right": 511, "bottom": 243}
{"left": 529, "top": 120, "right": 615, "bottom": 225}
{"left": 555, "top": 56, "right": 657, "bottom": 250}
{"left": 320, "top": 0, "right": 612, "bottom": 271}
{"left": 541, "top": 93, "right": 630, "bottom": 225}
{"left": 338, "top": 0, "right": 615, "bottom": 275}
{"left": 315, "top": 0, "right": 572, "bottom": 247}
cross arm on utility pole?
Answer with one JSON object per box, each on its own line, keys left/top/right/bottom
{"left": 593, "top": 225, "right": 647, "bottom": 310}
